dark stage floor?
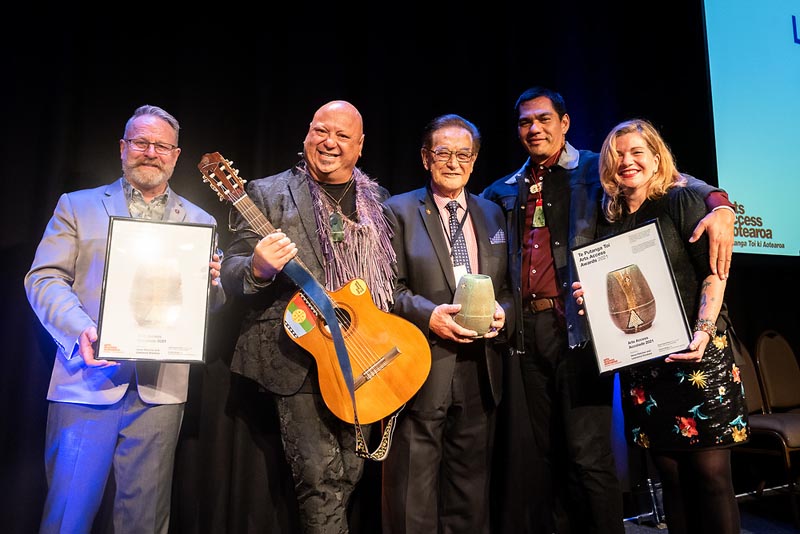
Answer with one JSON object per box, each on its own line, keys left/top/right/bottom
{"left": 623, "top": 485, "right": 799, "bottom": 534}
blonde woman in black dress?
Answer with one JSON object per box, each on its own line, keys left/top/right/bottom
{"left": 574, "top": 118, "right": 748, "bottom": 534}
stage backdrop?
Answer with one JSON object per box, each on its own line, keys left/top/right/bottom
{"left": 704, "top": 0, "right": 800, "bottom": 256}
{"left": 3, "top": 3, "right": 798, "bottom": 533}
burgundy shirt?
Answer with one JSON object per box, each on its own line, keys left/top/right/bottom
{"left": 521, "top": 149, "right": 562, "bottom": 302}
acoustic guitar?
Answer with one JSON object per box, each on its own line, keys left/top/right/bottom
{"left": 198, "top": 152, "right": 431, "bottom": 424}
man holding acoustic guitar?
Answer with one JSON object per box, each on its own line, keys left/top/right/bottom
{"left": 218, "top": 100, "right": 428, "bottom": 534}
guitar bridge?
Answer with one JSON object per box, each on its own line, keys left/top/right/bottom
{"left": 354, "top": 347, "right": 400, "bottom": 389}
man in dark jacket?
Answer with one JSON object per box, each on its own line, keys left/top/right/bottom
{"left": 221, "top": 101, "right": 396, "bottom": 534}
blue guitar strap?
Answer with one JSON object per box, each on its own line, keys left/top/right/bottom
{"left": 283, "top": 260, "right": 355, "bottom": 396}
{"left": 281, "top": 260, "right": 398, "bottom": 461}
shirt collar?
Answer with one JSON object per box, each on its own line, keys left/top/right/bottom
{"left": 123, "top": 179, "right": 170, "bottom": 201}
{"left": 123, "top": 179, "right": 170, "bottom": 220}
{"left": 505, "top": 141, "right": 582, "bottom": 185}
{"left": 432, "top": 188, "right": 468, "bottom": 213}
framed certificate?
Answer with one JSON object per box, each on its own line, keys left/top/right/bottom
{"left": 571, "top": 219, "right": 691, "bottom": 374}
{"left": 97, "top": 217, "right": 216, "bottom": 363}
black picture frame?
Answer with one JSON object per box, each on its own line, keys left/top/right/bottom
{"left": 571, "top": 219, "right": 691, "bottom": 374}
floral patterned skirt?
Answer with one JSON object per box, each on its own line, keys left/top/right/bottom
{"left": 620, "top": 331, "right": 749, "bottom": 451}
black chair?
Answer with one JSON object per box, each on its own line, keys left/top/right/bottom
{"left": 732, "top": 328, "right": 800, "bottom": 527}
{"left": 755, "top": 329, "right": 800, "bottom": 414}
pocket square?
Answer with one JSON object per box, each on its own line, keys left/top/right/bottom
{"left": 489, "top": 229, "right": 506, "bottom": 244}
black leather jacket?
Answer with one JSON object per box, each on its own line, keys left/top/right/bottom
{"left": 481, "top": 142, "right": 602, "bottom": 352}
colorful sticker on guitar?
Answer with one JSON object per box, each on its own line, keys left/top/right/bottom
{"left": 284, "top": 296, "right": 317, "bottom": 338}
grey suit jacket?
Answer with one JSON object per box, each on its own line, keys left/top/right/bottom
{"left": 383, "top": 186, "right": 513, "bottom": 410}
{"left": 25, "top": 177, "right": 223, "bottom": 405}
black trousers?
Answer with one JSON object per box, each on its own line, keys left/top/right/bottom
{"left": 382, "top": 349, "right": 496, "bottom": 534}
{"left": 518, "top": 309, "right": 625, "bottom": 534}
{"left": 275, "top": 390, "right": 368, "bottom": 534}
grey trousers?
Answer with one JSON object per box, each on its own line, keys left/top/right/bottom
{"left": 40, "top": 386, "right": 184, "bottom": 534}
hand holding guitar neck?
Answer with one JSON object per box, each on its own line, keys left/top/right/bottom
{"left": 252, "top": 231, "right": 297, "bottom": 282}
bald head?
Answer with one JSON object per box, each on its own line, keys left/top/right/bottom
{"left": 303, "top": 100, "right": 365, "bottom": 183}
{"left": 316, "top": 100, "right": 363, "bottom": 136}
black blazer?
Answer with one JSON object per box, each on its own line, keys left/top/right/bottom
{"left": 383, "top": 186, "right": 513, "bottom": 410}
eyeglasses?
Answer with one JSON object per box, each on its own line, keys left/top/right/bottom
{"left": 124, "top": 138, "right": 178, "bottom": 155}
{"left": 427, "top": 148, "right": 475, "bottom": 164}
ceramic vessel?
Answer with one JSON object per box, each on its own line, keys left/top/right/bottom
{"left": 453, "top": 274, "right": 495, "bottom": 337}
{"left": 606, "top": 264, "right": 656, "bottom": 334}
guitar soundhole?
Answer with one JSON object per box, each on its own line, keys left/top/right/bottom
{"left": 336, "top": 308, "right": 352, "bottom": 331}
{"left": 322, "top": 307, "right": 352, "bottom": 335}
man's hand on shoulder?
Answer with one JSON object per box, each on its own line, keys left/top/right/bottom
{"left": 689, "top": 207, "right": 734, "bottom": 280}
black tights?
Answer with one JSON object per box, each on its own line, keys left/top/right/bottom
{"left": 651, "top": 449, "right": 740, "bottom": 534}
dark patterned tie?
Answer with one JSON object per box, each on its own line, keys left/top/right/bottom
{"left": 446, "top": 200, "right": 471, "bottom": 274}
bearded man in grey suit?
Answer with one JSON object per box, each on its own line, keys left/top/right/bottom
{"left": 25, "top": 105, "right": 225, "bottom": 534}
{"left": 381, "top": 114, "right": 513, "bottom": 534}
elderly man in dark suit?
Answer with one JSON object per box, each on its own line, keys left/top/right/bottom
{"left": 381, "top": 114, "right": 513, "bottom": 534}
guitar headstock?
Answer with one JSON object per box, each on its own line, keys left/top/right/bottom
{"left": 198, "top": 152, "right": 247, "bottom": 203}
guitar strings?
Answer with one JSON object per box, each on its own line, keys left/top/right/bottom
{"left": 308, "top": 296, "right": 387, "bottom": 384}
{"left": 324, "top": 300, "right": 382, "bottom": 376}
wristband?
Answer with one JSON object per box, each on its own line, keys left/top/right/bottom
{"left": 694, "top": 318, "right": 717, "bottom": 338}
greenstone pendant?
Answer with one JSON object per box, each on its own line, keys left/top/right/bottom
{"left": 330, "top": 212, "right": 345, "bottom": 242}
{"left": 532, "top": 204, "right": 546, "bottom": 228}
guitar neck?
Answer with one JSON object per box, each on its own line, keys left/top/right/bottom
{"left": 233, "top": 195, "right": 311, "bottom": 273}
{"left": 197, "top": 152, "right": 314, "bottom": 275}
{"left": 234, "top": 194, "right": 277, "bottom": 237}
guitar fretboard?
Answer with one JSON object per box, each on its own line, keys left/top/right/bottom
{"left": 199, "top": 152, "right": 312, "bottom": 274}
